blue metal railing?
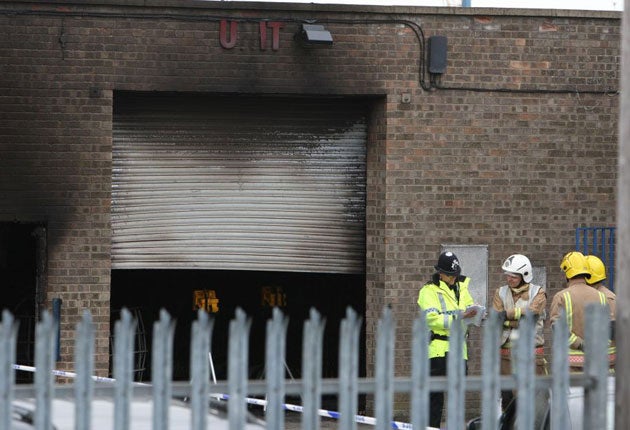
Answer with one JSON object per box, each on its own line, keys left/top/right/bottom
{"left": 575, "top": 227, "right": 616, "bottom": 291}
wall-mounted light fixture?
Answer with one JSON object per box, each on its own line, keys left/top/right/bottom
{"left": 295, "top": 24, "right": 333, "bottom": 47}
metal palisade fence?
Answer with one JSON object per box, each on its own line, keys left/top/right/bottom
{"left": 0, "top": 304, "right": 613, "bottom": 430}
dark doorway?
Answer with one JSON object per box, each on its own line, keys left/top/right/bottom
{"left": 110, "top": 269, "right": 366, "bottom": 383}
{"left": 0, "top": 222, "right": 44, "bottom": 383}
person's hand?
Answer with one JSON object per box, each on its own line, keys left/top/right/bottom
{"left": 497, "top": 310, "right": 507, "bottom": 322}
{"left": 577, "top": 342, "right": 584, "bottom": 351}
{"left": 462, "top": 308, "right": 477, "bottom": 319}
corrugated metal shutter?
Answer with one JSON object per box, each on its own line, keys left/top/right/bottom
{"left": 112, "top": 93, "right": 367, "bottom": 274}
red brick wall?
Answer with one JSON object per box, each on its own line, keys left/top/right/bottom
{"left": 0, "top": 0, "right": 620, "bottom": 418}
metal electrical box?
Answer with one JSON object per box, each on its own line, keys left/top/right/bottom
{"left": 428, "top": 35, "right": 448, "bottom": 74}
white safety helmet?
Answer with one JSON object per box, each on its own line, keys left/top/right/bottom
{"left": 502, "top": 254, "right": 533, "bottom": 283}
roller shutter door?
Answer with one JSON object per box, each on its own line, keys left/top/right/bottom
{"left": 112, "top": 93, "right": 367, "bottom": 274}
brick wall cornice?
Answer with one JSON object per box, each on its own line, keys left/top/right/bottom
{"left": 0, "top": 0, "right": 621, "bottom": 20}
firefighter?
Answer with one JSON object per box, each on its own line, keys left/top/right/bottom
{"left": 492, "top": 254, "right": 547, "bottom": 411}
{"left": 417, "top": 251, "right": 477, "bottom": 428}
{"left": 550, "top": 251, "right": 610, "bottom": 373}
{"left": 585, "top": 254, "right": 616, "bottom": 370}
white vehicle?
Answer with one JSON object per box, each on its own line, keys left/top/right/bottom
{"left": 11, "top": 396, "right": 266, "bottom": 430}
{"left": 467, "top": 376, "right": 615, "bottom": 430}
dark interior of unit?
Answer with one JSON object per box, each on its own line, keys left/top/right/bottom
{"left": 0, "top": 222, "right": 39, "bottom": 382}
{"left": 110, "top": 269, "right": 366, "bottom": 386}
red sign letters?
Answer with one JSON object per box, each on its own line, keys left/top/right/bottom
{"left": 219, "top": 20, "right": 285, "bottom": 51}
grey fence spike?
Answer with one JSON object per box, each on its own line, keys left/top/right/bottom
{"left": 375, "top": 307, "right": 395, "bottom": 430}
{"left": 75, "top": 311, "right": 94, "bottom": 430}
{"left": 0, "top": 311, "right": 17, "bottom": 430}
{"left": 515, "top": 311, "right": 537, "bottom": 430}
{"left": 411, "top": 311, "right": 429, "bottom": 430}
{"left": 266, "top": 308, "right": 289, "bottom": 430}
{"left": 481, "top": 310, "right": 501, "bottom": 430}
{"left": 301, "top": 308, "right": 325, "bottom": 430}
{"left": 191, "top": 310, "right": 213, "bottom": 430}
{"left": 113, "top": 308, "right": 137, "bottom": 430}
{"left": 551, "top": 308, "right": 570, "bottom": 430}
{"left": 228, "top": 308, "right": 251, "bottom": 430}
{"left": 446, "top": 312, "right": 466, "bottom": 430}
{"left": 153, "top": 309, "right": 175, "bottom": 430}
{"left": 339, "top": 307, "right": 361, "bottom": 430}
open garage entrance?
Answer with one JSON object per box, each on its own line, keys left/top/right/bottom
{"left": 0, "top": 222, "right": 46, "bottom": 382}
{"left": 110, "top": 269, "right": 366, "bottom": 382}
{"left": 111, "top": 92, "right": 370, "bottom": 386}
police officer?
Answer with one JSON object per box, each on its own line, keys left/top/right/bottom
{"left": 417, "top": 251, "right": 477, "bottom": 428}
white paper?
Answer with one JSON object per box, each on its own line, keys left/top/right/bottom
{"left": 463, "top": 305, "right": 486, "bottom": 327}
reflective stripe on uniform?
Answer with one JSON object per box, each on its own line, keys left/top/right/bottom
{"left": 514, "top": 307, "right": 522, "bottom": 320}
{"left": 563, "top": 292, "right": 580, "bottom": 347}
{"left": 438, "top": 293, "right": 449, "bottom": 329}
{"left": 422, "top": 307, "right": 460, "bottom": 317}
{"left": 563, "top": 292, "right": 573, "bottom": 332}
{"left": 564, "top": 290, "right": 609, "bottom": 357}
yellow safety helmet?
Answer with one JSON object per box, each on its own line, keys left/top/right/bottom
{"left": 560, "top": 251, "right": 591, "bottom": 279}
{"left": 585, "top": 255, "right": 606, "bottom": 285}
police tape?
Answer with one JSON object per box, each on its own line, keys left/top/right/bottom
{"left": 12, "top": 364, "right": 129, "bottom": 384}
{"left": 12, "top": 364, "right": 415, "bottom": 430}
{"left": 209, "top": 393, "right": 413, "bottom": 430}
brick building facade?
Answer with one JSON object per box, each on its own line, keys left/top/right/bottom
{"left": 0, "top": 0, "right": 621, "bottom": 418}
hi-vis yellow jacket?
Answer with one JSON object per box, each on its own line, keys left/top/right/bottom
{"left": 417, "top": 274, "right": 475, "bottom": 359}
